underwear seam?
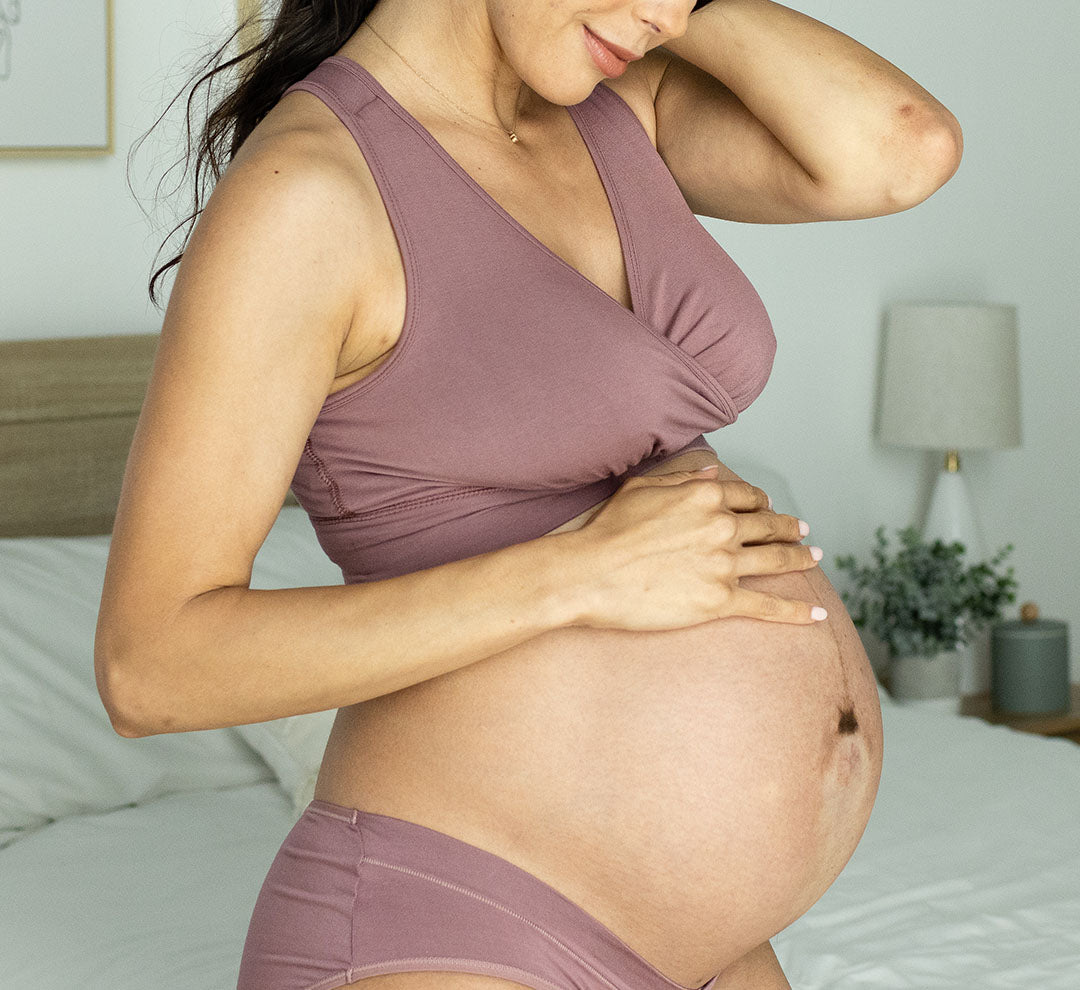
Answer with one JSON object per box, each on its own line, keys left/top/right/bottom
{"left": 345, "top": 958, "right": 566, "bottom": 990}
{"left": 347, "top": 810, "right": 364, "bottom": 984}
{"left": 361, "top": 856, "right": 624, "bottom": 990}
{"left": 302, "top": 806, "right": 570, "bottom": 990}
{"left": 305, "top": 804, "right": 357, "bottom": 825}
{"left": 299, "top": 971, "right": 354, "bottom": 990}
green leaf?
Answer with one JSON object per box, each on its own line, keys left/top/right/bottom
{"left": 832, "top": 525, "right": 1017, "bottom": 658}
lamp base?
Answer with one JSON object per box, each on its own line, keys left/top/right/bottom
{"left": 921, "top": 455, "right": 989, "bottom": 695}
{"left": 922, "top": 459, "right": 985, "bottom": 562}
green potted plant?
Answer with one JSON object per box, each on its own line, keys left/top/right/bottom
{"left": 835, "top": 525, "right": 1018, "bottom": 705}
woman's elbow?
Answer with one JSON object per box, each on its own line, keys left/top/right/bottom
{"left": 94, "top": 618, "right": 156, "bottom": 738}
{"left": 814, "top": 108, "right": 963, "bottom": 221}
{"left": 886, "top": 109, "right": 964, "bottom": 211}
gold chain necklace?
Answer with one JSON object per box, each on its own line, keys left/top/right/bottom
{"left": 362, "top": 20, "right": 522, "bottom": 143}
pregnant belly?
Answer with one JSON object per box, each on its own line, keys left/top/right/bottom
{"left": 315, "top": 455, "right": 884, "bottom": 985}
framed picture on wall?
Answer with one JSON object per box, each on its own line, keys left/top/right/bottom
{"left": 237, "top": 0, "right": 268, "bottom": 55}
{"left": 0, "top": 0, "right": 113, "bottom": 157}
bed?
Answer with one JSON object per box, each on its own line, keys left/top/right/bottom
{"left": 2, "top": 333, "right": 1078, "bottom": 989}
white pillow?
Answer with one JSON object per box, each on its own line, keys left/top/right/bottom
{"left": 233, "top": 713, "right": 331, "bottom": 817}
{"left": 233, "top": 506, "right": 344, "bottom": 815}
{"left": 0, "top": 505, "right": 347, "bottom": 847}
{"left": 0, "top": 532, "right": 273, "bottom": 848}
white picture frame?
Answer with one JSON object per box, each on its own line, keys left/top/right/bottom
{"left": 237, "top": 0, "right": 266, "bottom": 56}
{"left": 0, "top": 0, "right": 113, "bottom": 157}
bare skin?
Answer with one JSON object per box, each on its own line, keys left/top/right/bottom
{"left": 99, "top": 1, "right": 959, "bottom": 986}
{"left": 249, "top": 19, "right": 886, "bottom": 986}
{"left": 317, "top": 442, "right": 880, "bottom": 990}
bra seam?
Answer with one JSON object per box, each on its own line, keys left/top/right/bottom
{"left": 573, "top": 88, "right": 740, "bottom": 424}
{"left": 285, "top": 74, "right": 424, "bottom": 414}
{"left": 326, "top": 57, "right": 649, "bottom": 323}
{"left": 307, "top": 483, "right": 522, "bottom": 524}
{"left": 295, "top": 60, "right": 740, "bottom": 424}
{"left": 317, "top": 57, "right": 739, "bottom": 423}
{"left": 326, "top": 56, "right": 543, "bottom": 250}
{"left": 303, "top": 437, "right": 350, "bottom": 516}
{"left": 568, "top": 88, "right": 644, "bottom": 329}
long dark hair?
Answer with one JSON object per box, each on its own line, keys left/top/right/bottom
{"left": 134, "top": 1, "right": 377, "bottom": 309}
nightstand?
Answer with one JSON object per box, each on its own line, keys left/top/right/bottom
{"left": 960, "top": 684, "right": 1080, "bottom": 744}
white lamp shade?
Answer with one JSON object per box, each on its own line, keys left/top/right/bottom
{"left": 877, "top": 303, "right": 1022, "bottom": 450}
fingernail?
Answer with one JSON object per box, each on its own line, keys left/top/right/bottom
{"left": 798, "top": 519, "right": 810, "bottom": 537}
{"left": 809, "top": 546, "right": 823, "bottom": 561}
{"left": 767, "top": 495, "right": 774, "bottom": 510}
{"left": 811, "top": 606, "right": 828, "bottom": 621}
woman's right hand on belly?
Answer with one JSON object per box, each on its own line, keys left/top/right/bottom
{"left": 568, "top": 464, "right": 827, "bottom": 631}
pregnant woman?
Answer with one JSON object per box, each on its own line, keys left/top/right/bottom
{"left": 96, "top": 1, "right": 962, "bottom": 988}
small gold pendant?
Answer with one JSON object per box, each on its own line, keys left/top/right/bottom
{"left": 508, "top": 131, "right": 519, "bottom": 143}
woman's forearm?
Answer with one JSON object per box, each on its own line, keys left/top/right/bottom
{"left": 97, "top": 529, "right": 588, "bottom": 737}
{"left": 663, "top": 0, "right": 962, "bottom": 200}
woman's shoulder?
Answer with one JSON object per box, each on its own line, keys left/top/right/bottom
{"left": 219, "top": 95, "right": 389, "bottom": 283}
{"left": 233, "top": 90, "right": 381, "bottom": 224}
{"left": 172, "top": 107, "right": 387, "bottom": 381}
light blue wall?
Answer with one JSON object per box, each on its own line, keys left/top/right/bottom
{"left": 2, "top": 1, "right": 1077, "bottom": 677}
{"left": 0, "top": 1, "right": 237, "bottom": 337}
{"left": 704, "top": 1, "right": 1080, "bottom": 680}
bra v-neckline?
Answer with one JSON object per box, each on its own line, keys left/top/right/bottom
{"left": 328, "top": 55, "right": 640, "bottom": 321}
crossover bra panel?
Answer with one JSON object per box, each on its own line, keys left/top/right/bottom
{"left": 281, "top": 56, "right": 776, "bottom": 584}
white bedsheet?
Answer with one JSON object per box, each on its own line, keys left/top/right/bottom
{"left": 774, "top": 701, "right": 1080, "bottom": 988}
{"left": 2, "top": 699, "right": 1078, "bottom": 989}
{"left": 0, "top": 782, "right": 294, "bottom": 989}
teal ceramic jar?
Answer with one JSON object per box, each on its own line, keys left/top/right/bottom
{"left": 991, "top": 602, "right": 1070, "bottom": 715}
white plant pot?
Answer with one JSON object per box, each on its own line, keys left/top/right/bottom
{"left": 889, "top": 649, "right": 961, "bottom": 711}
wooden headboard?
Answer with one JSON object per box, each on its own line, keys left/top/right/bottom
{"left": 0, "top": 333, "right": 296, "bottom": 538}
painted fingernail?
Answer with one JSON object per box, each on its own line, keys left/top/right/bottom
{"left": 798, "top": 519, "right": 810, "bottom": 537}
{"left": 811, "top": 606, "right": 829, "bottom": 621}
{"left": 809, "top": 546, "right": 823, "bottom": 561}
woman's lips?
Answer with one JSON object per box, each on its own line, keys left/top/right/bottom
{"left": 583, "top": 25, "right": 637, "bottom": 78}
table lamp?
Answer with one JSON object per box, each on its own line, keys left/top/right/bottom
{"left": 877, "top": 302, "right": 1021, "bottom": 562}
